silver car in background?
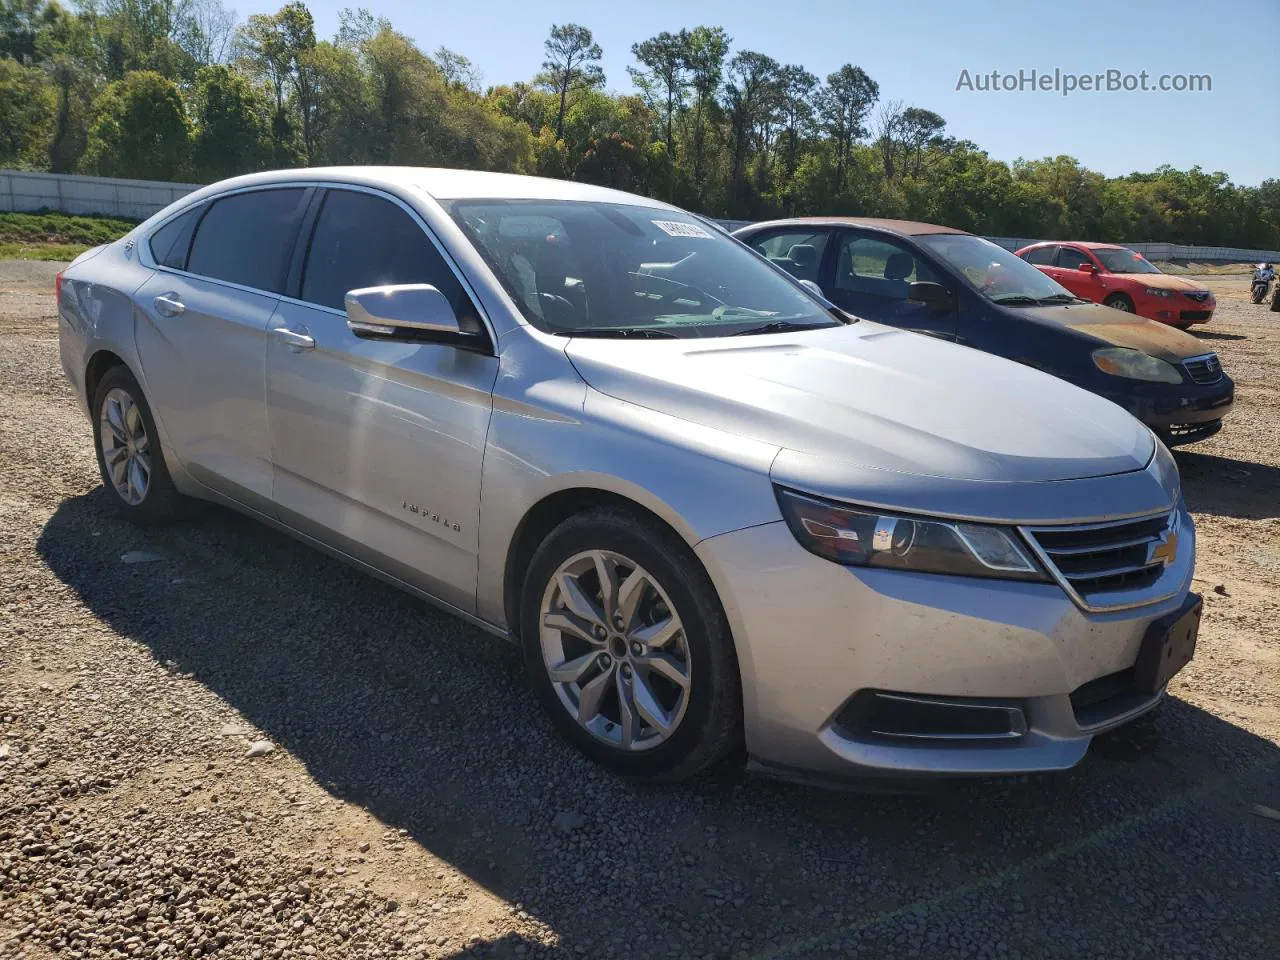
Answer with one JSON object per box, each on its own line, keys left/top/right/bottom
{"left": 57, "top": 168, "right": 1201, "bottom": 785}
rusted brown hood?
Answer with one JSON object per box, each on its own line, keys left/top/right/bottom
{"left": 1025, "top": 302, "right": 1211, "bottom": 362}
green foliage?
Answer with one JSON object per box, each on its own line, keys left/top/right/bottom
{"left": 0, "top": 55, "right": 54, "bottom": 166}
{"left": 0, "top": 209, "right": 136, "bottom": 258}
{"left": 80, "top": 68, "right": 191, "bottom": 178}
{"left": 0, "top": 1, "right": 1275, "bottom": 248}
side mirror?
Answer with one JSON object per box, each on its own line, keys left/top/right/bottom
{"left": 1077, "top": 262, "right": 1098, "bottom": 273}
{"left": 346, "top": 284, "right": 475, "bottom": 343}
{"left": 907, "top": 281, "right": 952, "bottom": 306}
{"left": 798, "top": 279, "right": 825, "bottom": 298}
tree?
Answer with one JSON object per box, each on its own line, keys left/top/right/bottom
{"left": 0, "top": 0, "right": 64, "bottom": 63}
{"left": 776, "top": 64, "right": 817, "bottom": 182}
{"left": 817, "top": 64, "right": 878, "bottom": 191}
{"left": 433, "top": 45, "right": 480, "bottom": 91}
{"left": 537, "top": 23, "right": 603, "bottom": 141}
{"left": 722, "top": 50, "right": 781, "bottom": 200}
{"left": 35, "top": 3, "right": 96, "bottom": 171}
{"left": 629, "top": 30, "right": 688, "bottom": 160}
{"left": 80, "top": 69, "right": 190, "bottom": 178}
{"left": 189, "top": 63, "right": 271, "bottom": 179}
{"left": 0, "top": 56, "right": 55, "bottom": 167}
{"left": 680, "top": 25, "right": 728, "bottom": 196}
{"left": 233, "top": 2, "right": 317, "bottom": 164}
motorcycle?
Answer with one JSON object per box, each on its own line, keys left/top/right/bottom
{"left": 1251, "top": 264, "right": 1275, "bottom": 304}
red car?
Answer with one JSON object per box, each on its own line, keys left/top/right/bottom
{"left": 1015, "top": 241, "right": 1216, "bottom": 328}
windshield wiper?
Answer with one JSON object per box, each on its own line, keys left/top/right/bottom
{"left": 1037, "top": 293, "right": 1088, "bottom": 304}
{"left": 991, "top": 295, "right": 1041, "bottom": 306}
{"left": 560, "top": 326, "right": 681, "bottom": 339}
{"left": 731, "top": 320, "right": 834, "bottom": 336}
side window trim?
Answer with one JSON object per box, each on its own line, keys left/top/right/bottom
{"left": 288, "top": 184, "right": 496, "bottom": 349}
{"left": 144, "top": 185, "right": 311, "bottom": 296}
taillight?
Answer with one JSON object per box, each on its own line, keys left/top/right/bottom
{"left": 55, "top": 271, "right": 64, "bottom": 308}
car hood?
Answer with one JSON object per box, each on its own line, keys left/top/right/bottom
{"left": 1013, "top": 302, "right": 1212, "bottom": 362}
{"left": 1112, "top": 273, "right": 1210, "bottom": 293}
{"left": 566, "top": 323, "right": 1154, "bottom": 485}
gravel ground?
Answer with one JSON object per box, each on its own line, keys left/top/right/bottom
{"left": 1, "top": 260, "right": 1278, "bottom": 960}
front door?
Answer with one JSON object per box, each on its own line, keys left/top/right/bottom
{"left": 828, "top": 231, "right": 957, "bottom": 339}
{"left": 265, "top": 187, "right": 499, "bottom": 614}
{"left": 134, "top": 187, "right": 310, "bottom": 509}
{"left": 1053, "top": 246, "right": 1104, "bottom": 301}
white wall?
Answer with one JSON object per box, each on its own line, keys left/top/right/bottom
{"left": 0, "top": 170, "right": 202, "bottom": 221}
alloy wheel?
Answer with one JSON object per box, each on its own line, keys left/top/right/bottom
{"left": 99, "top": 387, "right": 151, "bottom": 506}
{"left": 539, "top": 549, "right": 692, "bottom": 751}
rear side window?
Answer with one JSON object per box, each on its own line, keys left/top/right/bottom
{"left": 1056, "top": 247, "right": 1092, "bottom": 270}
{"left": 747, "top": 230, "right": 829, "bottom": 284}
{"left": 300, "top": 189, "right": 475, "bottom": 322}
{"left": 148, "top": 206, "right": 201, "bottom": 269}
{"left": 186, "top": 189, "right": 308, "bottom": 292}
{"left": 1021, "top": 246, "right": 1056, "bottom": 266}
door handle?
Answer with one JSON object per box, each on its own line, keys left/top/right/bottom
{"left": 272, "top": 326, "right": 315, "bottom": 352}
{"left": 153, "top": 294, "right": 185, "bottom": 317}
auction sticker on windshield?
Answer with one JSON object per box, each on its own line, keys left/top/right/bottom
{"left": 653, "top": 220, "right": 712, "bottom": 239}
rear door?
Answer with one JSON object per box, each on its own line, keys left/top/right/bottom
{"left": 827, "top": 230, "right": 957, "bottom": 339}
{"left": 133, "top": 187, "right": 311, "bottom": 510}
{"left": 265, "top": 186, "right": 499, "bottom": 614}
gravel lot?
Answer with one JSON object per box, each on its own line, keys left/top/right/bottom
{"left": 2, "top": 260, "right": 1278, "bottom": 960}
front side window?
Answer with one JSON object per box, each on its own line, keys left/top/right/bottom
{"left": 148, "top": 206, "right": 202, "bottom": 270}
{"left": 916, "top": 234, "right": 1076, "bottom": 305}
{"left": 1093, "top": 247, "right": 1161, "bottom": 274}
{"left": 748, "top": 230, "right": 830, "bottom": 283}
{"left": 1055, "top": 247, "right": 1093, "bottom": 270}
{"left": 447, "top": 200, "right": 838, "bottom": 337}
{"left": 186, "top": 188, "right": 308, "bottom": 292}
{"left": 300, "top": 190, "right": 475, "bottom": 323}
{"left": 1021, "top": 245, "right": 1057, "bottom": 266}
{"left": 834, "top": 235, "right": 939, "bottom": 301}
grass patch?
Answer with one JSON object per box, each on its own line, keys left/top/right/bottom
{"left": 0, "top": 210, "right": 137, "bottom": 259}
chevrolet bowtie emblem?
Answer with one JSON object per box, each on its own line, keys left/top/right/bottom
{"left": 1148, "top": 530, "right": 1179, "bottom": 567}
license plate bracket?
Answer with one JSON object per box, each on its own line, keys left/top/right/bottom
{"left": 1134, "top": 593, "right": 1202, "bottom": 694}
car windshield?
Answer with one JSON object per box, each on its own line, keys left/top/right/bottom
{"left": 916, "top": 233, "right": 1077, "bottom": 305}
{"left": 446, "top": 200, "right": 839, "bottom": 337}
{"left": 1093, "top": 247, "right": 1161, "bottom": 274}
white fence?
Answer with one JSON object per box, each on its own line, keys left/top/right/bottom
{"left": 4, "top": 169, "right": 1277, "bottom": 262}
{"left": 0, "top": 170, "right": 202, "bottom": 220}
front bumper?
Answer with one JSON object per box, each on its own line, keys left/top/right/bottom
{"left": 1137, "top": 293, "right": 1215, "bottom": 326}
{"left": 1103, "top": 376, "right": 1233, "bottom": 443}
{"left": 695, "top": 513, "right": 1195, "bottom": 783}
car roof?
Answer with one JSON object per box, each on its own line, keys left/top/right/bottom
{"left": 1022, "top": 240, "right": 1127, "bottom": 251}
{"left": 738, "top": 217, "right": 971, "bottom": 237}
{"left": 171, "top": 166, "right": 683, "bottom": 210}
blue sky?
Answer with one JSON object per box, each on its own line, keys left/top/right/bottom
{"left": 235, "top": 0, "right": 1278, "bottom": 185}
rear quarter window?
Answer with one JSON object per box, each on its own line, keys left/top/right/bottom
{"left": 148, "top": 206, "right": 202, "bottom": 270}
{"left": 186, "top": 188, "right": 309, "bottom": 292}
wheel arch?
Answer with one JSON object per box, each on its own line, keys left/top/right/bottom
{"left": 84, "top": 349, "right": 132, "bottom": 409}
{"left": 502, "top": 485, "right": 705, "bottom": 641}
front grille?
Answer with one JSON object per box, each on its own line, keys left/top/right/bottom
{"left": 1182, "top": 353, "right": 1222, "bottom": 383}
{"left": 1179, "top": 310, "right": 1212, "bottom": 323}
{"left": 1182, "top": 291, "right": 1210, "bottom": 303}
{"left": 1024, "top": 511, "right": 1177, "bottom": 609}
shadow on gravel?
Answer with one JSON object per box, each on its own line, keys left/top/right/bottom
{"left": 1193, "top": 331, "right": 1249, "bottom": 341}
{"left": 37, "top": 489, "right": 1280, "bottom": 959}
{"left": 1177, "top": 450, "right": 1280, "bottom": 520}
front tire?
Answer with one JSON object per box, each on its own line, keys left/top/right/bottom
{"left": 520, "top": 507, "right": 742, "bottom": 781}
{"left": 1103, "top": 293, "right": 1134, "bottom": 312}
{"left": 92, "top": 365, "right": 184, "bottom": 525}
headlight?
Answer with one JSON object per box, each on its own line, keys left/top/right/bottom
{"left": 1144, "top": 287, "right": 1174, "bottom": 298}
{"left": 775, "top": 488, "right": 1047, "bottom": 581}
{"left": 1092, "top": 347, "right": 1183, "bottom": 383}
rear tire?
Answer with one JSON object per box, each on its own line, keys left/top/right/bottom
{"left": 91, "top": 365, "right": 185, "bottom": 525}
{"left": 1103, "top": 293, "right": 1134, "bottom": 312}
{"left": 520, "top": 507, "right": 743, "bottom": 781}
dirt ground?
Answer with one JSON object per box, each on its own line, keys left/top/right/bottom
{"left": 1, "top": 262, "right": 1277, "bottom": 960}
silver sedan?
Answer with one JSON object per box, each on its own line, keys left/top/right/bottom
{"left": 57, "top": 168, "right": 1200, "bottom": 785}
